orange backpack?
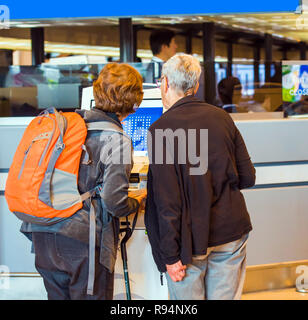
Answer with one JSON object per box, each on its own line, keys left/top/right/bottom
{"left": 5, "top": 108, "right": 91, "bottom": 224}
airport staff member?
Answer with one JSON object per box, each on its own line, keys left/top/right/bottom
{"left": 145, "top": 54, "right": 256, "bottom": 300}
{"left": 149, "top": 29, "right": 178, "bottom": 80}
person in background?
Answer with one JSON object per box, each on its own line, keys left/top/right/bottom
{"left": 217, "top": 76, "right": 242, "bottom": 113}
{"left": 284, "top": 96, "right": 308, "bottom": 116}
{"left": 148, "top": 29, "right": 207, "bottom": 101}
{"left": 20, "top": 63, "right": 147, "bottom": 300}
{"left": 145, "top": 53, "right": 255, "bottom": 300}
{"left": 149, "top": 29, "right": 178, "bottom": 80}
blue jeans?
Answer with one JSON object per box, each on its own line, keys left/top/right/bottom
{"left": 166, "top": 233, "right": 249, "bottom": 300}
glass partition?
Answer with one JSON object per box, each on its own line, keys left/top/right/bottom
{"left": 0, "top": 63, "right": 155, "bottom": 117}
{"left": 1, "top": 60, "right": 301, "bottom": 117}
{"left": 215, "top": 61, "right": 285, "bottom": 113}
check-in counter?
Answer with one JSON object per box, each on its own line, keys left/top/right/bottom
{"left": 1, "top": 113, "right": 308, "bottom": 299}
{"left": 232, "top": 114, "right": 308, "bottom": 266}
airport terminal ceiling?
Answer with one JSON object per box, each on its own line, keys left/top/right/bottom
{"left": 1, "top": 1, "right": 307, "bottom": 63}
{"left": 4, "top": 12, "right": 308, "bottom": 41}
{"left": 4, "top": 4, "right": 308, "bottom": 43}
{"left": 1, "top": 13, "right": 307, "bottom": 57}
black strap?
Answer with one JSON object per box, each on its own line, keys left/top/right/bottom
{"left": 131, "top": 207, "right": 139, "bottom": 234}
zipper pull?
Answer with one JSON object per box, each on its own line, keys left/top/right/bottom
{"left": 56, "top": 142, "right": 65, "bottom": 150}
{"left": 25, "top": 142, "right": 33, "bottom": 155}
{"left": 160, "top": 273, "right": 164, "bottom": 286}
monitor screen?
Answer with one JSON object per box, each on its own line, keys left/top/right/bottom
{"left": 282, "top": 61, "right": 308, "bottom": 103}
{"left": 81, "top": 85, "right": 163, "bottom": 156}
{"left": 122, "top": 105, "right": 163, "bottom": 156}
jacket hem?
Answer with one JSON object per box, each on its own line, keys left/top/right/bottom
{"left": 207, "top": 226, "right": 252, "bottom": 248}
{"left": 163, "top": 256, "right": 181, "bottom": 266}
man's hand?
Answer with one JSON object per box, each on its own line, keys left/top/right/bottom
{"left": 166, "top": 260, "right": 187, "bottom": 282}
{"left": 128, "top": 189, "right": 147, "bottom": 210}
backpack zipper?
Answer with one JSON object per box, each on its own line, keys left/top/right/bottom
{"left": 18, "top": 142, "right": 34, "bottom": 180}
{"left": 38, "top": 115, "right": 56, "bottom": 167}
{"left": 17, "top": 111, "right": 64, "bottom": 181}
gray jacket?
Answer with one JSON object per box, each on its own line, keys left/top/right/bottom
{"left": 21, "top": 108, "right": 139, "bottom": 272}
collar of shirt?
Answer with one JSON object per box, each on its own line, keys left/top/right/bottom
{"left": 222, "top": 104, "right": 238, "bottom": 109}
{"left": 151, "top": 56, "right": 164, "bottom": 63}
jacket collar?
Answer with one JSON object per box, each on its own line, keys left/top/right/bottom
{"left": 76, "top": 108, "right": 123, "bottom": 129}
{"left": 165, "top": 95, "right": 203, "bottom": 114}
{"left": 151, "top": 56, "right": 164, "bottom": 63}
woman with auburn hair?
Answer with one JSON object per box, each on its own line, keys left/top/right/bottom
{"left": 21, "top": 63, "right": 147, "bottom": 300}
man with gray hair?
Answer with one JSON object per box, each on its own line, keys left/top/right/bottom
{"left": 145, "top": 53, "right": 255, "bottom": 300}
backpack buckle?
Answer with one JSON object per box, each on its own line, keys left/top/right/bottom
{"left": 56, "top": 143, "right": 65, "bottom": 150}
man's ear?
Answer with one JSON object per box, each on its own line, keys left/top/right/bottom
{"left": 161, "top": 44, "right": 167, "bottom": 52}
{"left": 163, "top": 76, "right": 169, "bottom": 93}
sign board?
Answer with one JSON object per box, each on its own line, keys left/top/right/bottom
{"left": 4, "top": 0, "right": 301, "bottom": 20}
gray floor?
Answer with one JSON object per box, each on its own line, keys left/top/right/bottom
{"left": 2, "top": 276, "right": 308, "bottom": 300}
{"left": 0, "top": 276, "right": 47, "bottom": 300}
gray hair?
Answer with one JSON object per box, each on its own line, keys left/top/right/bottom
{"left": 162, "top": 53, "right": 201, "bottom": 94}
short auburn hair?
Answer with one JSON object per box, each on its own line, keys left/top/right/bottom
{"left": 93, "top": 63, "right": 143, "bottom": 114}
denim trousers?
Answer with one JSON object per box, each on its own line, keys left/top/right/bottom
{"left": 166, "top": 233, "right": 249, "bottom": 300}
{"left": 32, "top": 232, "right": 114, "bottom": 300}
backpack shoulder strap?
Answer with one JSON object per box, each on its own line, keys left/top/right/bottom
{"left": 86, "top": 121, "right": 128, "bottom": 137}
{"left": 83, "top": 121, "right": 131, "bottom": 295}
{"left": 81, "top": 120, "right": 130, "bottom": 165}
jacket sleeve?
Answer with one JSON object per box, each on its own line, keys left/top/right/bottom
{"left": 147, "top": 127, "right": 182, "bottom": 265}
{"left": 234, "top": 126, "right": 256, "bottom": 189}
{"left": 98, "top": 133, "right": 139, "bottom": 218}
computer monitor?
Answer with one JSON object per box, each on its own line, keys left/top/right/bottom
{"left": 122, "top": 102, "right": 163, "bottom": 157}
{"left": 81, "top": 86, "right": 163, "bottom": 156}
{"left": 282, "top": 61, "right": 308, "bottom": 103}
{"left": 81, "top": 85, "right": 95, "bottom": 110}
